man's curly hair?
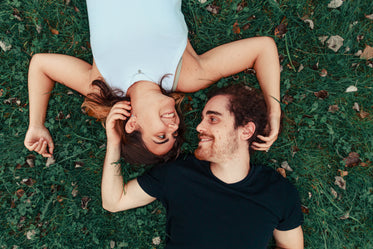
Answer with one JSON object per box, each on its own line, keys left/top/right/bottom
{"left": 207, "top": 83, "right": 271, "bottom": 151}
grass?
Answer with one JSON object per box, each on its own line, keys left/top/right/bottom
{"left": 1, "top": 0, "right": 372, "bottom": 248}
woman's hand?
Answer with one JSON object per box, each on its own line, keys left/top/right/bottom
{"left": 105, "top": 101, "right": 132, "bottom": 146}
{"left": 24, "top": 125, "right": 54, "bottom": 157}
{"left": 251, "top": 113, "right": 281, "bottom": 152}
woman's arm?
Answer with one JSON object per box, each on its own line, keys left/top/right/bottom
{"left": 24, "top": 53, "right": 97, "bottom": 157}
{"left": 177, "top": 37, "right": 281, "bottom": 150}
{"left": 101, "top": 102, "right": 156, "bottom": 212}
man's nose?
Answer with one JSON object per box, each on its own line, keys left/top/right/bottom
{"left": 196, "top": 121, "right": 205, "bottom": 133}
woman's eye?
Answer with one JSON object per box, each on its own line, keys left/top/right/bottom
{"left": 172, "top": 131, "right": 179, "bottom": 138}
{"left": 158, "top": 134, "right": 166, "bottom": 139}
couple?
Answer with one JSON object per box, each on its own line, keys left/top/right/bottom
{"left": 102, "top": 84, "right": 304, "bottom": 249}
{"left": 24, "top": 0, "right": 281, "bottom": 164}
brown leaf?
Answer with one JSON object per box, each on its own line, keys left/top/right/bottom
{"left": 314, "top": 90, "right": 329, "bottom": 99}
{"left": 75, "top": 161, "right": 84, "bottom": 168}
{"left": 358, "top": 110, "right": 370, "bottom": 119}
{"left": 55, "top": 111, "right": 64, "bottom": 120}
{"left": 26, "top": 155, "right": 36, "bottom": 168}
{"left": 335, "top": 176, "right": 346, "bottom": 190}
{"left": 16, "top": 189, "right": 25, "bottom": 198}
{"left": 206, "top": 4, "right": 220, "bottom": 14}
{"left": 301, "top": 205, "right": 309, "bottom": 214}
{"left": 22, "top": 178, "right": 35, "bottom": 187}
{"left": 282, "top": 94, "right": 294, "bottom": 105}
{"left": 338, "top": 169, "right": 348, "bottom": 177}
{"left": 274, "top": 23, "right": 287, "bottom": 38}
{"left": 50, "top": 28, "right": 59, "bottom": 35}
{"left": 328, "top": 105, "right": 339, "bottom": 113}
{"left": 339, "top": 212, "right": 350, "bottom": 220}
{"left": 81, "top": 197, "right": 91, "bottom": 209}
{"left": 319, "top": 69, "right": 328, "bottom": 77}
{"left": 344, "top": 152, "right": 360, "bottom": 167}
{"left": 330, "top": 187, "right": 338, "bottom": 199}
{"left": 276, "top": 168, "right": 286, "bottom": 178}
{"left": 242, "top": 23, "right": 250, "bottom": 31}
{"left": 360, "top": 45, "right": 373, "bottom": 60}
{"left": 232, "top": 21, "right": 241, "bottom": 34}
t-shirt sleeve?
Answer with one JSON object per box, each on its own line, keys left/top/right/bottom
{"left": 276, "top": 183, "right": 304, "bottom": 231}
{"left": 137, "top": 164, "right": 169, "bottom": 201}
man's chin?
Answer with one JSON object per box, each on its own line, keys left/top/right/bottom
{"left": 194, "top": 147, "right": 209, "bottom": 161}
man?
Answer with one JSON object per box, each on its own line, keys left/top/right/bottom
{"left": 101, "top": 84, "right": 304, "bottom": 249}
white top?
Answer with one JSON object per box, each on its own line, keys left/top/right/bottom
{"left": 86, "top": 0, "right": 188, "bottom": 92}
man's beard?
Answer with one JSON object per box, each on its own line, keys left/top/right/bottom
{"left": 194, "top": 132, "right": 239, "bottom": 162}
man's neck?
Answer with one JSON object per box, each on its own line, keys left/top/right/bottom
{"left": 210, "top": 152, "right": 251, "bottom": 184}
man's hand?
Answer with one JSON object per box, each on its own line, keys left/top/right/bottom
{"left": 105, "top": 101, "right": 131, "bottom": 145}
{"left": 24, "top": 125, "right": 54, "bottom": 158}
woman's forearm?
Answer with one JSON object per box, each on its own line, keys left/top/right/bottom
{"left": 101, "top": 142, "right": 125, "bottom": 211}
{"left": 28, "top": 54, "right": 55, "bottom": 127}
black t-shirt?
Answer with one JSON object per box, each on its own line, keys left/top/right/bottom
{"left": 138, "top": 155, "right": 303, "bottom": 249}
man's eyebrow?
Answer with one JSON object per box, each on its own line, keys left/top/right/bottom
{"left": 206, "top": 110, "right": 222, "bottom": 116}
{"left": 153, "top": 138, "right": 169, "bottom": 145}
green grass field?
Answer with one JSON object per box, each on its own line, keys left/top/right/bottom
{"left": 1, "top": 0, "right": 372, "bottom": 248}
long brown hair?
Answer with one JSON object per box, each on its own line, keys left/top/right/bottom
{"left": 82, "top": 79, "right": 185, "bottom": 165}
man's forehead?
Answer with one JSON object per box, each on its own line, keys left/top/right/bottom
{"left": 203, "top": 95, "right": 230, "bottom": 114}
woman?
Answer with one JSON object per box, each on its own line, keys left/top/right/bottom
{"left": 24, "top": 0, "right": 281, "bottom": 164}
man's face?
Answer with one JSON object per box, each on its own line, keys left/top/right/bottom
{"left": 194, "top": 95, "right": 240, "bottom": 163}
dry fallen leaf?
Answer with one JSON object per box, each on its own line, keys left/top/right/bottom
{"left": 232, "top": 21, "right": 241, "bottom": 34}
{"left": 274, "top": 23, "right": 288, "bottom": 38}
{"left": 328, "top": 0, "right": 343, "bottom": 8}
{"left": 81, "top": 197, "right": 91, "bottom": 209}
{"left": 152, "top": 237, "right": 161, "bottom": 245}
{"left": 281, "top": 161, "right": 293, "bottom": 172}
{"left": 335, "top": 176, "right": 346, "bottom": 190}
{"left": 46, "top": 156, "right": 56, "bottom": 167}
{"left": 75, "top": 161, "right": 84, "bottom": 168}
{"left": 344, "top": 152, "right": 360, "bottom": 167}
{"left": 365, "top": 14, "right": 373, "bottom": 20}
{"left": 359, "top": 110, "right": 369, "bottom": 119}
{"left": 339, "top": 212, "right": 350, "bottom": 220}
{"left": 26, "top": 155, "right": 36, "bottom": 168}
{"left": 303, "top": 19, "right": 314, "bottom": 29}
{"left": 328, "top": 105, "right": 339, "bottom": 113}
{"left": 319, "top": 69, "right": 328, "bottom": 77}
{"left": 338, "top": 169, "right": 348, "bottom": 177}
{"left": 50, "top": 28, "right": 59, "bottom": 35}
{"left": 319, "top": 36, "right": 328, "bottom": 45}
{"left": 206, "top": 4, "right": 220, "bottom": 14}
{"left": 345, "top": 85, "right": 358, "bottom": 92}
{"left": 326, "top": 35, "right": 344, "bottom": 52}
{"left": 330, "top": 187, "right": 338, "bottom": 199}
{"left": 282, "top": 94, "right": 294, "bottom": 105}
{"left": 16, "top": 189, "right": 25, "bottom": 198}
{"left": 110, "top": 240, "right": 116, "bottom": 249}
{"left": 301, "top": 205, "right": 310, "bottom": 214}
{"left": 352, "top": 102, "right": 360, "bottom": 112}
{"left": 298, "top": 64, "right": 304, "bottom": 72}
{"left": 26, "top": 230, "right": 36, "bottom": 240}
{"left": 22, "top": 178, "right": 35, "bottom": 186}
{"left": 0, "top": 41, "right": 12, "bottom": 52}
{"left": 314, "top": 90, "right": 329, "bottom": 99}
{"left": 276, "top": 168, "right": 287, "bottom": 178}
{"left": 360, "top": 45, "right": 373, "bottom": 60}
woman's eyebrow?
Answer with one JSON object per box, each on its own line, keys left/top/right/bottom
{"left": 153, "top": 138, "right": 169, "bottom": 145}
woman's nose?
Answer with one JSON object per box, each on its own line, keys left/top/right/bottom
{"left": 168, "top": 122, "right": 178, "bottom": 132}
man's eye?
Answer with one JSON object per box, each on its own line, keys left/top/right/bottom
{"left": 210, "top": 117, "right": 217, "bottom": 122}
{"left": 158, "top": 134, "right": 166, "bottom": 139}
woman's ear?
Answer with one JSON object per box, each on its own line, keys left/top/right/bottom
{"left": 240, "top": 122, "right": 256, "bottom": 141}
{"left": 125, "top": 116, "right": 137, "bottom": 134}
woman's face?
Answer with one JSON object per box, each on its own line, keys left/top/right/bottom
{"left": 131, "top": 94, "right": 180, "bottom": 156}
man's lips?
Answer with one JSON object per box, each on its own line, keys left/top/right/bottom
{"left": 198, "top": 134, "right": 213, "bottom": 143}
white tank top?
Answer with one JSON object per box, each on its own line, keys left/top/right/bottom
{"left": 87, "top": 0, "right": 188, "bottom": 92}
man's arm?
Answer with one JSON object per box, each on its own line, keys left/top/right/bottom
{"left": 101, "top": 102, "right": 156, "bottom": 212}
{"left": 273, "top": 226, "right": 304, "bottom": 249}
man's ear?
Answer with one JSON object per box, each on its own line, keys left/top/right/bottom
{"left": 125, "top": 116, "right": 137, "bottom": 134}
{"left": 240, "top": 122, "right": 256, "bottom": 141}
